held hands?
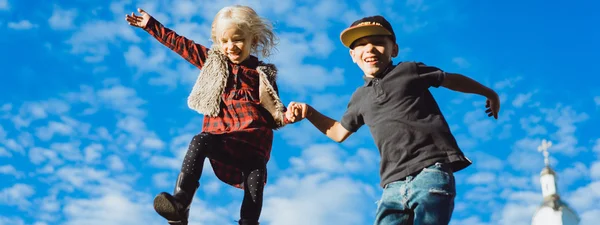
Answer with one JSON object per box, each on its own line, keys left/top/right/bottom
{"left": 485, "top": 90, "right": 501, "bottom": 119}
{"left": 125, "top": 8, "right": 150, "bottom": 28}
{"left": 285, "top": 102, "right": 310, "bottom": 123}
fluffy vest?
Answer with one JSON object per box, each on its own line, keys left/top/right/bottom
{"left": 187, "top": 46, "right": 286, "bottom": 129}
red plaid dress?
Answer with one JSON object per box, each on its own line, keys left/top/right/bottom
{"left": 144, "top": 17, "right": 288, "bottom": 189}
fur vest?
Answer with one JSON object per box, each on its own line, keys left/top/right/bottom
{"left": 187, "top": 46, "right": 286, "bottom": 129}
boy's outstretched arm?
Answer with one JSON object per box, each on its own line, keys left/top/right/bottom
{"left": 441, "top": 73, "right": 501, "bottom": 119}
{"left": 287, "top": 102, "right": 352, "bottom": 143}
{"left": 125, "top": 8, "right": 209, "bottom": 69}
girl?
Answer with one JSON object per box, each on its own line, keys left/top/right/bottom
{"left": 126, "top": 6, "right": 297, "bottom": 225}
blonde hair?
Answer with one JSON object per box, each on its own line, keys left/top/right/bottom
{"left": 211, "top": 5, "right": 278, "bottom": 58}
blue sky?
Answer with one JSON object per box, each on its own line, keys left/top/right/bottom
{"left": 1, "top": 0, "right": 599, "bottom": 224}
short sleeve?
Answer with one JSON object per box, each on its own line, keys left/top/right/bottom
{"left": 340, "top": 93, "right": 364, "bottom": 133}
{"left": 416, "top": 62, "right": 446, "bottom": 88}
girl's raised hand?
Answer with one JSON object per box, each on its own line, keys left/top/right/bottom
{"left": 125, "top": 8, "right": 150, "bottom": 28}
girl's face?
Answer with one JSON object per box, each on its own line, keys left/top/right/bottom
{"left": 215, "top": 21, "right": 254, "bottom": 64}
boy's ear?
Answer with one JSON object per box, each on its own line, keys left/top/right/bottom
{"left": 392, "top": 43, "right": 399, "bottom": 58}
{"left": 349, "top": 49, "right": 356, "bottom": 63}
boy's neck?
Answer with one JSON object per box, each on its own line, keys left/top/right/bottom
{"left": 365, "top": 61, "right": 394, "bottom": 78}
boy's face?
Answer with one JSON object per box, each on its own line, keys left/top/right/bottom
{"left": 349, "top": 35, "right": 398, "bottom": 77}
{"left": 216, "top": 21, "right": 254, "bottom": 64}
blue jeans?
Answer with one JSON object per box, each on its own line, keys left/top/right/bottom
{"left": 374, "top": 162, "right": 456, "bottom": 225}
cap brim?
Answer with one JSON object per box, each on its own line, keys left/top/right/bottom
{"left": 340, "top": 25, "right": 393, "bottom": 48}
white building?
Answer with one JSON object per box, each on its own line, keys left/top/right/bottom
{"left": 531, "top": 139, "right": 580, "bottom": 225}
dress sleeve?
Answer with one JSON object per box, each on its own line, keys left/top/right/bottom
{"left": 143, "top": 17, "right": 210, "bottom": 69}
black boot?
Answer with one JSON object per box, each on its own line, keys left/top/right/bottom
{"left": 238, "top": 219, "right": 260, "bottom": 225}
{"left": 153, "top": 172, "right": 199, "bottom": 225}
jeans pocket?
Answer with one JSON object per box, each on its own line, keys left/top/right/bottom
{"left": 420, "top": 163, "right": 456, "bottom": 197}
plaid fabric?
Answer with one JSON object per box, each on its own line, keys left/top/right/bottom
{"left": 144, "top": 17, "right": 288, "bottom": 189}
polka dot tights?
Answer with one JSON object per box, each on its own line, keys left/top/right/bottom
{"left": 179, "top": 133, "right": 265, "bottom": 224}
{"left": 240, "top": 167, "right": 266, "bottom": 223}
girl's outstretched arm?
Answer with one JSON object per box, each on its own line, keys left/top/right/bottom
{"left": 126, "top": 8, "right": 209, "bottom": 69}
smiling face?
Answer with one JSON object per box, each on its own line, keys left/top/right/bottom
{"left": 349, "top": 35, "right": 398, "bottom": 77}
{"left": 215, "top": 20, "right": 255, "bottom": 64}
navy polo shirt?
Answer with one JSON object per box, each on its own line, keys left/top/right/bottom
{"left": 340, "top": 61, "right": 472, "bottom": 188}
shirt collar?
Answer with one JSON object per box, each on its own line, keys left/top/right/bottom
{"left": 231, "top": 55, "right": 259, "bottom": 68}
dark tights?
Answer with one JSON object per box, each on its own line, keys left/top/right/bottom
{"left": 180, "top": 132, "right": 265, "bottom": 223}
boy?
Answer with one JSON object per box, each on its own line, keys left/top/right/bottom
{"left": 287, "top": 15, "right": 500, "bottom": 225}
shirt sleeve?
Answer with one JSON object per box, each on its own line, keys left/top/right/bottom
{"left": 143, "top": 17, "right": 209, "bottom": 69}
{"left": 340, "top": 94, "right": 364, "bottom": 133}
{"left": 416, "top": 62, "right": 446, "bottom": 88}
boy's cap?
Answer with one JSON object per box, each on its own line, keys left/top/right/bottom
{"left": 340, "top": 15, "right": 395, "bottom": 48}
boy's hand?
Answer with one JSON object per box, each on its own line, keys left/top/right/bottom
{"left": 485, "top": 91, "right": 500, "bottom": 119}
{"left": 125, "top": 8, "right": 150, "bottom": 28}
{"left": 286, "top": 102, "right": 310, "bottom": 123}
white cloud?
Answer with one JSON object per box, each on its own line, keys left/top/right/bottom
{"left": 68, "top": 20, "right": 140, "bottom": 63}
{"left": 0, "top": 165, "right": 24, "bottom": 178}
{"left": 580, "top": 209, "right": 600, "bottom": 225}
{"left": 463, "top": 107, "right": 497, "bottom": 141}
{"left": 202, "top": 180, "right": 222, "bottom": 195}
{"left": 452, "top": 57, "right": 470, "bottom": 68}
{"left": 558, "top": 162, "right": 588, "bottom": 188}
{"left": 141, "top": 137, "right": 165, "bottom": 150}
{"left": 0, "top": 183, "right": 35, "bottom": 210}
{"left": 590, "top": 161, "right": 600, "bottom": 180}
{"left": 508, "top": 137, "right": 545, "bottom": 172}
{"left": 97, "top": 84, "right": 146, "bottom": 117}
{"left": 520, "top": 116, "right": 547, "bottom": 136}
{"left": 55, "top": 167, "right": 109, "bottom": 190}
{"left": 51, "top": 141, "right": 83, "bottom": 162}
{"left": 48, "top": 6, "right": 78, "bottom": 30}
{"left": 496, "top": 203, "right": 538, "bottom": 225}
{"left": 464, "top": 186, "right": 497, "bottom": 202}
{"left": 467, "top": 172, "right": 497, "bottom": 185}
{"left": 566, "top": 181, "right": 600, "bottom": 213}
{"left": 171, "top": 0, "right": 202, "bottom": 21}
{"left": 0, "top": 147, "right": 10, "bottom": 157}
{"left": 542, "top": 105, "right": 588, "bottom": 156}
{"left": 287, "top": 143, "right": 378, "bottom": 175}
{"left": 471, "top": 152, "right": 504, "bottom": 171}
{"left": 107, "top": 155, "right": 125, "bottom": 171}
{"left": 152, "top": 172, "right": 172, "bottom": 189}
{"left": 0, "top": 125, "right": 6, "bottom": 142}
{"left": 62, "top": 193, "right": 161, "bottom": 225}
{"left": 498, "top": 174, "right": 534, "bottom": 190}
{"left": 29, "top": 147, "right": 62, "bottom": 166}
{"left": 262, "top": 174, "right": 374, "bottom": 225}
{"left": 270, "top": 32, "right": 346, "bottom": 92}
{"left": 149, "top": 155, "right": 182, "bottom": 169}
{"left": 0, "top": 217, "right": 25, "bottom": 225}
{"left": 594, "top": 138, "right": 600, "bottom": 154}
{"left": 11, "top": 99, "right": 70, "bottom": 129}
{"left": 493, "top": 76, "right": 523, "bottom": 90}
{"left": 8, "top": 20, "right": 36, "bottom": 30}
{"left": 359, "top": 1, "right": 378, "bottom": 16}
{"left": 35, "top": 121, "right": 74, "bottom": 141}
{"left": 498, "top": 124, "right": 512, "bottom": 139}
{"left": 0, "top": 0, "right": 9, "bottom": 10}
{"left": 124, "top": 43, "right": 200, "bottom": 88}
{"left": 84, "top": 143, "right": 103, "bottom": 163}
{"left": 116, "top": 116, "right": 145, "bottom": 135}
{"left": 277, "top": 0, "right": 351, "bottom": 32}
{"left": 512, "top": 92, "right": 533, "bottom": 108}
{"left": 450, "top": 216, "right": 491, "bottom": 225}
